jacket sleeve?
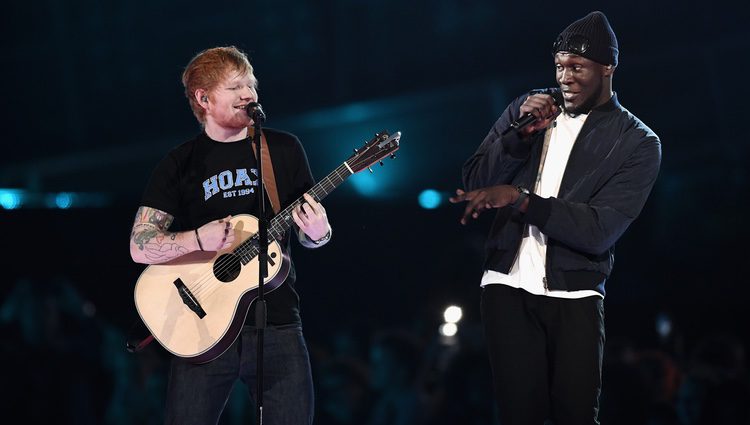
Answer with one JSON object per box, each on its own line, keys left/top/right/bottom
{"left": 461, "top": 94, "right": 536, "bottom": 191}
{"left": 523, "top": 132, "right": 662, "bottom": 255}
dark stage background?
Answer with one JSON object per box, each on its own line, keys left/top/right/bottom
{"left": 2, "top": 1, "right": 749, "bottom": 424}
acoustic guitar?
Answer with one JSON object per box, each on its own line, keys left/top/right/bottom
{"left": 133, "top": 131, "right": 401, "bottom": 363}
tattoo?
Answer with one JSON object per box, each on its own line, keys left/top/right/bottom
{"left": 131, "top": 207, "right": 187, "bottom": 261}
{"left": 143, "top": 242, "right": 190, "bottom": 261}
{"left": 133, "top": 225, "right": 160, "bottom": 250}
{"left": 134, "top": 206, "right": 173, "bottom": 230}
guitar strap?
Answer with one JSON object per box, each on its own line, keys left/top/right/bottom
{"left": 127, "top": 128, "right": 283, "bottom": 355}
{"left": 250, "top": 127, "right": 282, "bottom": 215}
{"left": 125, "top": 319, "right": 154, "bottom": 354}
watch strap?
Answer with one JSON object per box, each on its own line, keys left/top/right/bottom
{"left": 511, "top": 186, "right": 530, "bottom": 209}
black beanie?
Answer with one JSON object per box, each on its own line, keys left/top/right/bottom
{"left": 553, "top": 11, "right": 619, "bottom": 66}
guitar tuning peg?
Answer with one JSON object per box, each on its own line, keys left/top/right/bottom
{"left": 390, "top": 153, "right": 397, "bottom": 159}
{"left": 353, "top": 148, "right": 358, "bottom": 154}
{"left": 379, "top": 161, "right": 384, "bottom": 166}
{"left": 368, "top": 167, "right": 374, "bottom": 173}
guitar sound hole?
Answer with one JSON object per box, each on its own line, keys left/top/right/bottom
{"left": 213, "top": 254, "right": 242, "bottom": 283}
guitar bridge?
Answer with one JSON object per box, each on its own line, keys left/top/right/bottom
{"left": 173, "top": 278, "right": 206, "bottom": 319}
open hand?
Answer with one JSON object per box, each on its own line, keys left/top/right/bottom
{"left": 449, "top": 186, "right": 520, "bottom": 225}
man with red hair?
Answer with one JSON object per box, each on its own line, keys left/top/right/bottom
{"left": 130, "top": 46, "right": 331, "bottom": 425}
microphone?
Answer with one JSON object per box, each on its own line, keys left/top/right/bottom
{"left": 245, "top": 102, "right": 266, "bottom": 124}
{"left": 502, "top": 88, "right": 563, "bottom": 136}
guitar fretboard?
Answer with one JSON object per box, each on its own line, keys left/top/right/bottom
{"left": 234, "top": 162, "right": 353, "bottom": 264}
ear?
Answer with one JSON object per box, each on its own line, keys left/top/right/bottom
{"left": 603, "top": 64, "right": 615, "bottom": 77}
{"left": 194, "top": 89, "right": 209, "bottom": 107}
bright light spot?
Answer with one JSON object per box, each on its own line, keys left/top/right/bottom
{"left": 350, "top": 172, "right": 378, "bottom": 197}
{"left": 55, "top": 192, "right": 74, "bottom": 209}
{"left": 443, "top": 305, "right": 463, "bottom": 323}
{"left": 418, "top": 189, "right": 442, "bottom": 209}
{"left": 0, "top": 189, "right": 23, "bottom": 209}
{"left": 439, "top": 322, "right": 458, "bottom": 337}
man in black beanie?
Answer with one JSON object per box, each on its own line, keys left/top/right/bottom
{"left": 451, "top": 11, "right": 661, "bottom": 424}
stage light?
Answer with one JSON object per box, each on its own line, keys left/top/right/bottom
{"left": 443, "top": 305, "right": 463, "bottom": 323}
{"left": 0, "top": 188, "right": 111, "bottom": 209}
{"left": 54, "top": 192, "right": 74, "bottom": 209}
{"left": 439, "top": 322, "right": 458, "bottom": 337}
{"left": 418, "top": 189, "right": 441, "bottom": 209}
{"left": 350, "top": 172, "right": 379, "bottom": 197}
{"left": 0, "top": 189, "right": 23, "bottom": 209}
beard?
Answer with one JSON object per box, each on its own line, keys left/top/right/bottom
{"left": 565, "top": 80, "right": 603, "bottom": 116}
{"left": 223, "top": 110, "right": 252, "bottom": 129}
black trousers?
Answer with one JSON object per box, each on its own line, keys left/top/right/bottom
{"left": 481, "top": 284, "right": 605, "bottom": 425}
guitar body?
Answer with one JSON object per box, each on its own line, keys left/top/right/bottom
{"left": 133, "top": 214, "right": 290, "bottom": 364}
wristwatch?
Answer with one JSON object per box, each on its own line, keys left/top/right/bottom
{"left": 511, "top": 186, "right": 530, "bottom": 209}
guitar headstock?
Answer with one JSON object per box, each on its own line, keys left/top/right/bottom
{"left": 346, "top": 131, "right": 401, "bottom": 174}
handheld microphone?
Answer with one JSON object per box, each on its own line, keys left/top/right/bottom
{"left": 502, "top": 88, "right": 563, "bottom": 136}
{"left": 245, "top": 102, "right": 266, "bottom": 124}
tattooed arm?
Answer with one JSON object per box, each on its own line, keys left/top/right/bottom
{"left": 129, "top": 206, "right": 199, "bottom": 264}
{"left": 129, "top": 206, "right": 236, "bottom": 264}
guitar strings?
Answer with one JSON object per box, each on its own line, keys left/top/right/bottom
{"left": 187, "top": 165, "right": 350, "bottom": 301}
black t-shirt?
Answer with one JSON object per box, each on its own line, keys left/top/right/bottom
{"left": 140, "top": 128, "right": 314, "bottom": 326}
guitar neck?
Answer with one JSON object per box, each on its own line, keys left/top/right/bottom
{"left": 268, "top": 162, "right": 353, "bottom": 240}
{"left": 235, "top": 161, "right": 353, "bottom": 262}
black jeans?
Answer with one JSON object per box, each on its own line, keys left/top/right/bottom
{"left": 481, "top": 284, "right": 605, "bottom": 425}
{"left": 164, "top": 324, "right": 314, "bottom": 425}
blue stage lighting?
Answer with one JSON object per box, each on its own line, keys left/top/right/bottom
{"left": 418, "top": 189, "right": 441, "bottom": 209}
{"left": 55, "top": 192, "right": 74, "bottom": 209}
{"left": 350, "top": 173, "right": 378, "bottom": 197}
{"left": 0, "top": 189, "right": 23, "bottom": 210}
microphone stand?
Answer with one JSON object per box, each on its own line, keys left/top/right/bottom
{"left": 249, "top": 104, "right": 268, "bottom": 425}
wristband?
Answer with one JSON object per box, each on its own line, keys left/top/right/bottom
{"left": 195, "top": 228, "right": 205, "bottom": 251}
{"left": 311, "top": 230, "right": 331, "bottom": 245}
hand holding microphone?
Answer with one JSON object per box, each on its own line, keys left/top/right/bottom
{"left": 502, "top": 89, "right": 564, "bottom": 136}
